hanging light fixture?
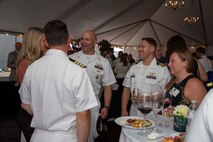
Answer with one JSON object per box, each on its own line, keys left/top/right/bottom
{"left": 184, "top": 16, "right": 199, "bottom": 25}
{"left": 165, "top": 0, "right": 185, "bottom": 10}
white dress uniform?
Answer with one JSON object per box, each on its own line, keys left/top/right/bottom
{"left": 19, "top": 49, "right": 98, "bottom": 142}
{"left": 122, "top": 58, "right": 171, "bottom": 116}
{"left": 186, "top": 89, "right": 213, "bottom": 142}
{"left": 70, "top": 51, "right": 116, "bottom": 142}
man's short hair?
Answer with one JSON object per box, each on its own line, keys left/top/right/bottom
{"left": 142, "top": 37, "right": 157, "bottom": 48}
{"left": 196, "top": 47, "right": 205, "bottom": 54}
{"left": 44, "top": 20, "right": 69, "bottom": 46}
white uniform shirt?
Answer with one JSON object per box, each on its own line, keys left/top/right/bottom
{"left": 123, "top": 58, "right": 171, "bottom": 115}
{"left": 123, "top": 58, "right": 170, "bottom": 94}
{"left": 70, "top": 51, "right": 116, "bottom": 98}
{"left": 198, "top": 55, "right": 212, "bottom": 72}
{"left": 19, "top": 49, "right": 98, "bottom": 131}
{"left": 186, "top": 89, "right": 213, "bottom": 142}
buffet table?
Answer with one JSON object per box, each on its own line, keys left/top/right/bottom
{"left": 118, "top": 113, "right": 183, "bottom": 142}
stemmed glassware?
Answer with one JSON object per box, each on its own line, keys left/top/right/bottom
{"left": 138, "top": 91, "right": 153, "bottom": 135}
{"left": 132, "top": 88, "right": 139, "bottom": 105}
{"left": 159, "top": 89, "right": 172, "bottom": 127}
{"left": 152, "top": 89, "right": 163, "bottom": 133}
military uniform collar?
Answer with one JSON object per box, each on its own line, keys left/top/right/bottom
{"left": 137, "top": 58, "right": 157, "bottom": 67}
{"left": 46, "top": 49, "right": 68, "bottom": 57}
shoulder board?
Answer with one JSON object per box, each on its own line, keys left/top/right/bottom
{"left": 207, "top": 82, "right": 213, "bottom": 87}
{"left": 69, "top": 58, "right": 87, "bottom": 68}
{"left": 157, "top": 61, "right": 166, "bottom": 67}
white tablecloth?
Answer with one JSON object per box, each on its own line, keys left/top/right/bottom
{"left": 119, "top": 113, "right": 180, "bottom": 142}
{"left": 0, "top": 71, "right": 10, "bottom": 81}
{"left": 0, "top": 71, "right": 10, "bottom": 77}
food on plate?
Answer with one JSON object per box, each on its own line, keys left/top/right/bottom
{"left": 164, "top": 133, "right": 186, "bottom": 142}
{"left": 126, "top": 118, "right": 152, "bottom": 128}
{"left": 127, "top": 118, "right": 136, "bottom": 123}
{"left": 164, "top": 136, "right": 174, "bottom": 142}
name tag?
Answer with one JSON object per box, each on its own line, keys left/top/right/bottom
{"left": 169, "top": 87, "right": 180, "bottom": 97}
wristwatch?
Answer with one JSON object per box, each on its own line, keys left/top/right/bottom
{"left": 103, "top": 106, "right": 110, "bottom": 111}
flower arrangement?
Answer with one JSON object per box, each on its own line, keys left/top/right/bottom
{"left": 173, "top": 105, "right": 189, "bottom": 132}
{"left": 173, "top": 105, "right": 189, "bottom": 118}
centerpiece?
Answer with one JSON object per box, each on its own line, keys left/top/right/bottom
{"left": 173, "top": 105, "right": 189, "bottom": 132}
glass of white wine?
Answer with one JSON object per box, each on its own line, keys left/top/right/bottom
{"left": 152, "top": 90, "right": 163, "bottom": 133}
{"left": 159, "top": 89, "right": 172, "bottom": 127}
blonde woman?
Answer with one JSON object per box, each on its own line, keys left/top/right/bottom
{"left": 166, "top": 48, "right": 206, "bottom": 108}
{"left": 16, "top": 27, "right": 47, "bottom": 142}
{"left": 17, "top": 27, "right": 47, "bottom": 83}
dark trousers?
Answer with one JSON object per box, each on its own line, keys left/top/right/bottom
{"left": 17, "top": 108, "right": 34, "bottom": 142}
{"left": 0, "top": 117, "right": 21, "bottom": 142}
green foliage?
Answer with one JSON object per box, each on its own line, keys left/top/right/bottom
{"left": 98, "top": 40, "right": 111, "bottom": 57}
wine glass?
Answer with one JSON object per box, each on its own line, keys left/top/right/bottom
{"left": 159, "top": 89, "right": 172, "bottom": 127}
{"left": 138, "top": 91, "right": 153, "bottom": 135}
{"left": 131, "top": 88, "right": 139, "bottom": 105}
{"left": 152, "top": 90, "right": 163, "bottom": 133}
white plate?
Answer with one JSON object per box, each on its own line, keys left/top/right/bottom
{"left": 115, "top": 116, "right": 155, "bottom": 130}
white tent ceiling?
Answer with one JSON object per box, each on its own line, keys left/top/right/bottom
{"left": 0, "top": 0, "right": 212, "bottom": 47}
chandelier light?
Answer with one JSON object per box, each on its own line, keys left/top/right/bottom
{"left": 184, "top": 16, "right": 199, "bottom": 25}
{"left": 165, "top": 0, "right": 185, "bottom": 10}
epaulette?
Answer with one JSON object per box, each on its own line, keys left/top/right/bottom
{"left": 207, "top": 82, "right": 213, "bottom": 87}
{"left": 157, "top": 61, "right": 166, "bottom": 67}
{"left": 69, "top": 58, "right": 87, "bottom": 68}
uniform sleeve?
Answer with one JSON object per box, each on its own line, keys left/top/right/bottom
{"left": 122, "top": 66, "right": 133, "bottom": 88}
{"left": 101, "top": 59, "right": 116, "bottom": 86}
{"left": 158, "top": 66, "right": 171, "bottom": 89}
{"left": 74, "top": 69, "right": 98, "bottom": 112}
{"left": 19, "top": 67, "right": 31, "bottom": 104}
{"left": 185, "top": 90, "right": 213, "bottom": 142}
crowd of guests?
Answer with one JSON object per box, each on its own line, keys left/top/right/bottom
{"left": 4, "top": 19, "right": 213, "bottom": 142}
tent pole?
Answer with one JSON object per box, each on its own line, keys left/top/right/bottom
{"left": 124, "top": 23, "right": 144, "bottom": 46}
{"left": 57, "top": 0, "right": 91, "bottom": 20}
{"left": 198, "top": 0, "right": 208, "bottom": 46}
{"left": 150, "top": 19, "right": 207, "bottom": 46}
{"left": 148, "top": 19, "right": 162, "bottom": 46}
{"left": 96, "top": 19, "right": 148, "bottom": 35}
{"left": 94, "top": 0, "right": 144, "bottom": 32}
{"left": 109, "top": 23, "right": 142, "bottom": 42}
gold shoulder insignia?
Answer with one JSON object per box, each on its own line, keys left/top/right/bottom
{"left": 69, "top": 58, "right": 87, "bottom": 68}
{"left": 207, "top": 82, "right": 213, "bottom": 87}
{"left": 157, "top": 61, "right": 166, "bottom": 67}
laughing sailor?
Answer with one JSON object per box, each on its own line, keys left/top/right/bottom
{"left": 121, "top": 38, "right": 170, "bottom": 117}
